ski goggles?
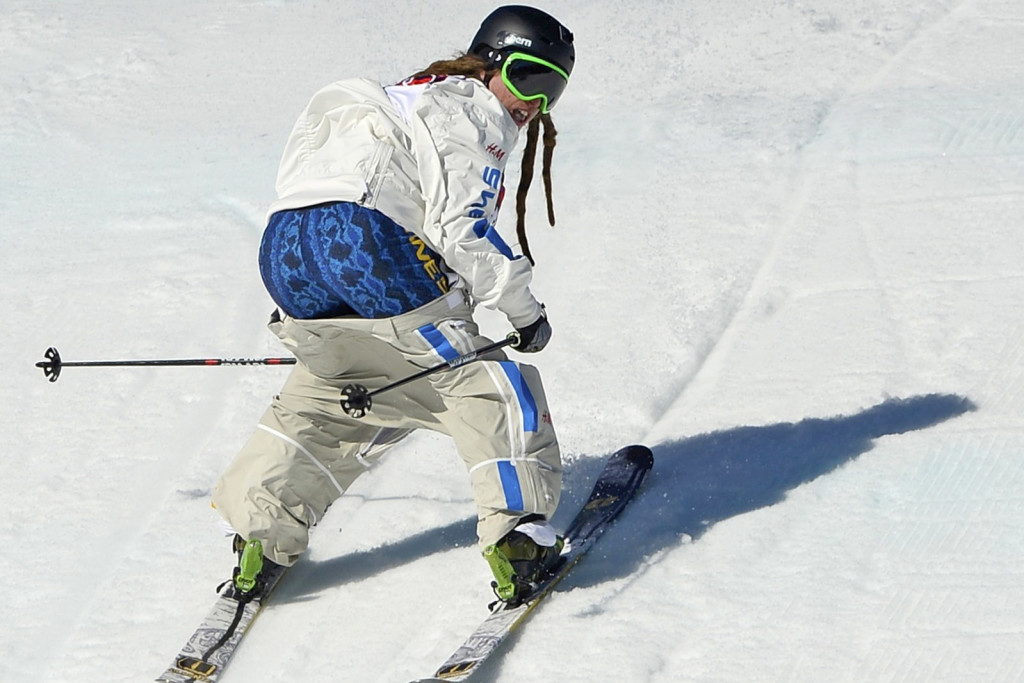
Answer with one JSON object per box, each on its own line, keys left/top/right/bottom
{"left": 500, "top": 52, "right": 570, "bottom": 114}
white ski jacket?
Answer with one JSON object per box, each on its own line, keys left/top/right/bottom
{"left": 268, "top": 76, "right": 542, "bottom": 329}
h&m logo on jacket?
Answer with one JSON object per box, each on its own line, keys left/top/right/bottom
{"left": 486, "top": 143, "right": 506, "bottom": 161}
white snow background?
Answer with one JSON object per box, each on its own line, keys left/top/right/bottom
{"left": 2, "top": 1, "right": 1022, "bottom": 681}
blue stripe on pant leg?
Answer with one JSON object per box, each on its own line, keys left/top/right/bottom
{"left": 495, "top": 363, "right": 536, "bottom": 511}
{"left": 498, "top": 361, "right": 539, "bottom": 432}
{"left": 417, "top": 324, "right": 460, "bottom": 362}
{"left": 496, "top": 461, "right": 525, "bottom": 511}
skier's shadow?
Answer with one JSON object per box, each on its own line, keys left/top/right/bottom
{"left": 279, "top": 518, "right": 477, "bottom": 602}
{"left": 559, "top": 392, "right": 975, "bottom": 590}
{"left": 284, "top": 392, "right": 974, "bottom": 600}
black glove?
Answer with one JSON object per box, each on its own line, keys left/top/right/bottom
{"left": 513, "top": 314, "right": 552, "bottom": 353}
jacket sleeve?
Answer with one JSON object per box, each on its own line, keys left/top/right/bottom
{"left": 407, "top": 79, "right": 544, "bottom": 329}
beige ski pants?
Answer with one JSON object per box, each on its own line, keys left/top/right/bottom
{"left": 212, "top": 289, "right": 561, "bottom": 566}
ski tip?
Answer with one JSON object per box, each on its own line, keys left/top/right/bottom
{"left": 622, "top": 444, "right": 654, "bottom": 470}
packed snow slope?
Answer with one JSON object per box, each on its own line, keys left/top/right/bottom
{"left": 2, "top": 1, "right": 1022, "bottom": 681}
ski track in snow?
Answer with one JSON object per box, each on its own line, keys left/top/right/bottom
{"left": 646, "top": 0, "right": 967, "bottom": 440}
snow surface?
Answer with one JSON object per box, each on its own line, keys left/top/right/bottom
{"left": 2, "top": 1, "right": 1022, "bottom": 681}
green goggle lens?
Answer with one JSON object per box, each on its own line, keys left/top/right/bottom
{"left": 500, "top": 52, "right": 569, "bottom": 114}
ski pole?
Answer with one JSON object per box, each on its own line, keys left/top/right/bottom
{"left": 340, "top": 332, "right": 520, "bottom": 418}
{"left": 35, "top": 346, "right": 296, "bottom": 383}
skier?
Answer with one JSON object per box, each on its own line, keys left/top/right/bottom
{"left": 212, "top": 5, "right": 575, "bottom": 603}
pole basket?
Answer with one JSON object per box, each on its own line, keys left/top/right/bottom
{"left": 37, "top": 347, "right": 63, "bottom": 383}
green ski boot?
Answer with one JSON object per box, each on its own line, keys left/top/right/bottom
{"left": 233, "top": 537, "right": 264, "bottom": 596}
{"left": 484, "top": 526, "right": 565, "bottom": 604}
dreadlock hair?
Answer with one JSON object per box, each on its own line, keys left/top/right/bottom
{"left": 515, "top": 113, "right": 558, "bottom": 266}
{"left": 405, "top": 53, "right": 560, "bottom": 266}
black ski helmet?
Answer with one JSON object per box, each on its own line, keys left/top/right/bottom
{"left": 469, "top": 5, "right": 575, "bottom": 78}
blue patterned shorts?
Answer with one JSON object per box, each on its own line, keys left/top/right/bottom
{"left": 259, "top": 202, "right": 449, "bottom": 319}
